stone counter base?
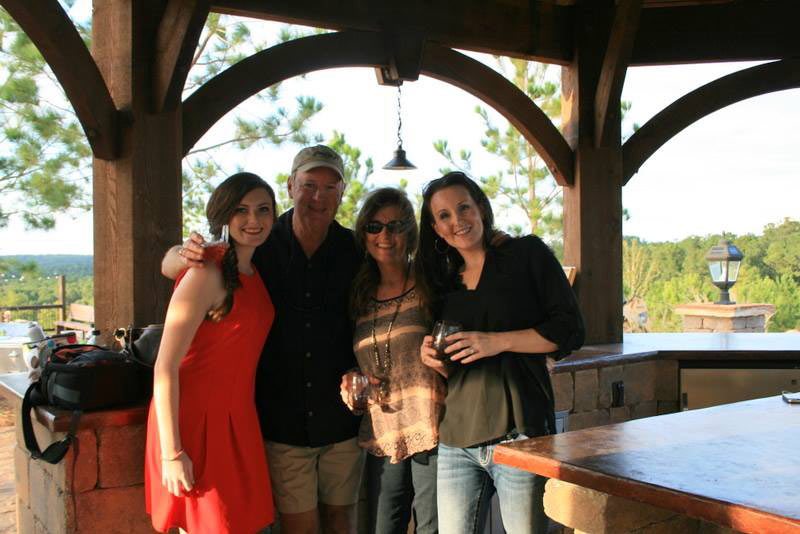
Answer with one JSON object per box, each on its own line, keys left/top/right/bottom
{"left": 544, "top": 479, "right": 739, "bottom": 534}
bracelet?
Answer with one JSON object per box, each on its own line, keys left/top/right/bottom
{"left": 161, "top": 449, "right": 184, "bottom": 462}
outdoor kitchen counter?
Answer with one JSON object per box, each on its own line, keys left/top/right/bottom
{"left": 555, "top": 332, "right": 800, "bottom": 373}
{"left": 0, "top": 372, "right": 147, "bottom": 432}
{"left": 494, "top": 395, "right": 800, "bottom": 534}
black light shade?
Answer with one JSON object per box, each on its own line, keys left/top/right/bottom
{"left": 383, "top": 148, "right": 416, "bottom": 170}
{"left": 705, "top": 239, "right": 744, "bottom": 305}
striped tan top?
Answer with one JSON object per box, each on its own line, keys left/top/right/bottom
{"left": 353, "top": 287, "right": 445, "bottom": 463}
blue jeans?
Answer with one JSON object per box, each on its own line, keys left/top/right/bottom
{"left": 437, "top": 438, "right": 547, "bottom": 534}
{"left": 367, "top": 450, "right": 438, "bottom": 534}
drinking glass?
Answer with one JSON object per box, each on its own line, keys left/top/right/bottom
{"left": 203, "top": 224, "right": 229, "bottom": 263}
{"left": 349, "top": 373, "right": 370, "bottom": 413}
{"left": 431, "top": 320, "right": 463, "bottom": 360}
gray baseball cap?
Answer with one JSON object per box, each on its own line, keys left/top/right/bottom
{"left": 291, "top": 145, "right": 345, "bottom": 180}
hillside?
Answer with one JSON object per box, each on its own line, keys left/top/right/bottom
{"left": 0, "top": 255, "right": 92, "bottom": 277}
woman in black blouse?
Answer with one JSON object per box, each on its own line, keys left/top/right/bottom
{"left": 417, "top": 172, "right": 584, "bottom": 534}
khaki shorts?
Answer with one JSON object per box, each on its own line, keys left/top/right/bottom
{"left": 265, "top": 438, "right": 365, "bottom": 514}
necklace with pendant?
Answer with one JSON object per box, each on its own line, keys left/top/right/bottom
{"left": 370, "top": 264, "right": 409, "bottom": 404}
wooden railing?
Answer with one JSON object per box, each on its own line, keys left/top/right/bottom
{"left": 0, "top": 275, "right": 82, "bottom": 332}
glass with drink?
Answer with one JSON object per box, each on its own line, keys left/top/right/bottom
{"left": 203, "top": 224, "right": 230, "bottom": 264}
{"left": 349, "top": 373, "right": 370, "bottom": 413}
{"left": 431, "top": 320, "right": 463, "bottom": 360}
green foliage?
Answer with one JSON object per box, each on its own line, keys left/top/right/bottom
{"left": 0, "top": 8, "right": 92, "bottom": 229}
{"left": 625, "top": 219, "right": 800, "bottom": 332}
{"left": 180, "top": 18, "right": 328, "bottom": 234}
{"left": 434, "top": 60, "right": 563, "bottom": 244}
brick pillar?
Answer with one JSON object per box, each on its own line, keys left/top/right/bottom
{"left": 674, "top": 303, "right": 776, "bottom": 333}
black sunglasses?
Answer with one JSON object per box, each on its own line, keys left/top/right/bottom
{"left": 364, "top": 219, "right": 411, "bottom": 234}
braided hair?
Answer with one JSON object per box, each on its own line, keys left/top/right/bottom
{"left": 205, "top": 172, "right": 277, "bottom": 321}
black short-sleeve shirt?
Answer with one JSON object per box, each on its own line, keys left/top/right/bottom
{"left": 438, "top": 235, "right": 585, "bottom": 448}
{"left": 253, "top": 209, "right": 361, "bottom": 447}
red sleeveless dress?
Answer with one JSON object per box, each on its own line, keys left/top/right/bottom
{"left": 145, "top": 269, "right": 275, "bottom": 534}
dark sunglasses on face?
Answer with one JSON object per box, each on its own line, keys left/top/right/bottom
{"left": 364, "top": 219, "right": 411, "bottom": 234}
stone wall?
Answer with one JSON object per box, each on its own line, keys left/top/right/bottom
{"left": 552, "top": 359, "right": 680, "bottom": 432}
{"left": 14, "top": 404, "right": 154, "bottom": 534}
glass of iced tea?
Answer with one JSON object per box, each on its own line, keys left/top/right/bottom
{"left": 203, "top": 224, "right": 229, "bottom": 264}
{"left": 431, "top": 320, "right": 463, "bottom": 360}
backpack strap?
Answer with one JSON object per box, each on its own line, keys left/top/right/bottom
{"left": 22, "top": 382, "right": 82, "bottom": 464}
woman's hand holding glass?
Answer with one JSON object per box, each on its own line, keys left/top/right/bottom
{"left": 176, "top": 224, "right": 230, "bottom": 267}
{"left": 340, "top": 371, "right": 383, "bottom": 414}
{"left": 444, "top": 331, "right": 507, "bottom": 364}
{"left": 161, "top": 451, "right": 194, "bottom": 497}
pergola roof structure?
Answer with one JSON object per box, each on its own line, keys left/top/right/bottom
{"left": 2, "top": 0, "right": 798, "bottom": 343}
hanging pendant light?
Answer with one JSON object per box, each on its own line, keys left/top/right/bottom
{"left": 383, "top": 85, "right": 416, "bottom": 170}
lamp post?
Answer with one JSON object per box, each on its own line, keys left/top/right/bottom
{"left": 705, "top": 240, "right": 744, "bottom": 305}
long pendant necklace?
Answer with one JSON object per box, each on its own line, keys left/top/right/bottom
{"left": 370, "top": 265, "right": 409, "bottom": 404}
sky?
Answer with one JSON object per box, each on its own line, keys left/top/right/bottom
{"left": 1, "top": 7, "right": 798, "bottom": 256}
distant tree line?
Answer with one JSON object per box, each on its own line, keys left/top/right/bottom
{"left": 624, "top": 218, "right": 800, "bottom": 332}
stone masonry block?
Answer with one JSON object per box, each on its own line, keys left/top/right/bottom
{"left": 551, "top": 372, "right": 574, "bottom": 412}
{"left": 746, "top": 316, "right": 765, "bottom": 329}
{"left": 15, "top": 445, "right": 30, "bottom": 506}
{"left": 623, "top": 362, "right": 657, "bottom": 405}
{"left": 29, "top": 459, "right": 74, "bottom": 534}
{"left": 609, "top": 406, "right": 630, "bottom": 424}
{"left": 544, "top": 479, "right": 706, "bottom": 533}
{"left": 630, "top": 401, "right": 659, "bottom": 420}
{"left": 654, "top": 360, "right": 679, "bottom": 401}
{"left": 681, "top": 316, "right": 704, "bottom": 330}
{"left": 71, "top": 430, "right": 98, "bottom": 493}
{"left": 573, "top": 369, "right": 599, "bottom": 412}
{"left": 598, "top": 365, "right": 623, "bottom": 409}
{"left": 16, "top": 497, "right": 34, "bottom": 534}
{"left": 657, "top": 401, "right": 680, "bottom": 415}
{"left": 567, "top": 409, "right": 610, "bottom": 431}
{"left": 98, "top": 424, "right": 146, "bottom": 488}
{"left": 75, "top": 486, "right": 156, "bottom": 533}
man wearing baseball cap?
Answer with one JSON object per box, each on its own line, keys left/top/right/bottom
{"left": 162, "top": 144, "right": 364, "bottom": 533}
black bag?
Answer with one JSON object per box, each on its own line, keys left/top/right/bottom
{"left": 116, "top": 324, "right": 163, "bottom": 367}
{"left": 22, "top": 344, "right": 149, "bottom": 464}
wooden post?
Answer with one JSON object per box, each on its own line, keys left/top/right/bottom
{"left": 56, "top": 274, "right": 66, "bottom": 321}
{"left": 91, "top": 0, "right": 183, "bottom": 338}
{"left": 562, "top": 0, "right": 624, "bottom": 344}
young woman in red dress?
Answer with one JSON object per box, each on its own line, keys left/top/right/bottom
{"left": 145, "top": 172, "right": 277, "bottom": 533}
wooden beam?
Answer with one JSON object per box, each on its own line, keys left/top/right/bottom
{"left": 182, "top": 31, "right": 574, "bottom": 185}
{"left": 594, "top": 0, "right": 642, "bottom": 147}
{"left": 421, "top": 44, "right": 574, "bottom": 186}
{"left": 631, "top": 0, "right": 800, "bottom": 65}
{"left": 210, "top": 0, "right": 574, "bottom": 64}
{"left": 153, "top": 0, "right": 210, "bottom": 112}
{"left": 2, "top": 0, "right": 120, "bottom": 159}
{"left": 375, "top": 32, "right": 426, "bottom": 85}
{"left": 182, "top": 31, "right": 390, "bottom": 154}
{"left": 623, "top": 59, "right": 800, "bottom": 184}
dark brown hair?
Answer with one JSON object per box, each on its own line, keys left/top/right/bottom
{"left": 350, "top": 188, "right": 418, "bottom": 318}
{"left": 415, "top": 171, "right": 495, "bottom": 316}
{"left": 205, "top": 172, "right": 277, "bottom": 321}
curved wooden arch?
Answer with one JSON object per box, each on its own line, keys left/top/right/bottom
{"left": 623, "top": 59, "right": 800, "bottom": 185}
{"left": 2, "top": 0, "right": 119, "bottom": 159}
{"left": 182, "top": 31, "right": 573, "bottom": 185}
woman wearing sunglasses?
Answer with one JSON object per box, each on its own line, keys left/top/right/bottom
{"left": 340, "top": 188, "right": 445, "bottom": 534}
{"left": 416, "top": 172, "right": 584, "bottom": 534}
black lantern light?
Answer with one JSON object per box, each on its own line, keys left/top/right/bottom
{"left": 705, "top": 239, "right": 744, "bottom": 305}
{"left": 383, "top": 85, "right": 416, "bottom": 170}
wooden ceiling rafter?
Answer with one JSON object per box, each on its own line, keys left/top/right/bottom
{"left": 1, "top": 0, "right": 120, "bottom": 159}
{"left": 153, "top": 0, "right": 210, "bottom": 113}
{"left": 622, "top": 59, "right": 800, "bottom": 184}
{"left": 594, "top": 0, "right": 643, "bottom": 147}
{"left": 182, "top": 30, "right": 574, "bottom": 184}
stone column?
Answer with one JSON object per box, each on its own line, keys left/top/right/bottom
{"left": 674, "top": 303, "right": 776, "bottom": 333}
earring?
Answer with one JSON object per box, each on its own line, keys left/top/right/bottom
{"left": 434, "top": 238, "right": 450, "bottom": 254}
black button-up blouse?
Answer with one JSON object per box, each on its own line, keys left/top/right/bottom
{"left": 438, "top": 235, "right": 585, "bottom": 448}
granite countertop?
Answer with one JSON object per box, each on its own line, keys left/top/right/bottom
{"left": 494, "top": 395, "right": 800, "bottom": 534}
